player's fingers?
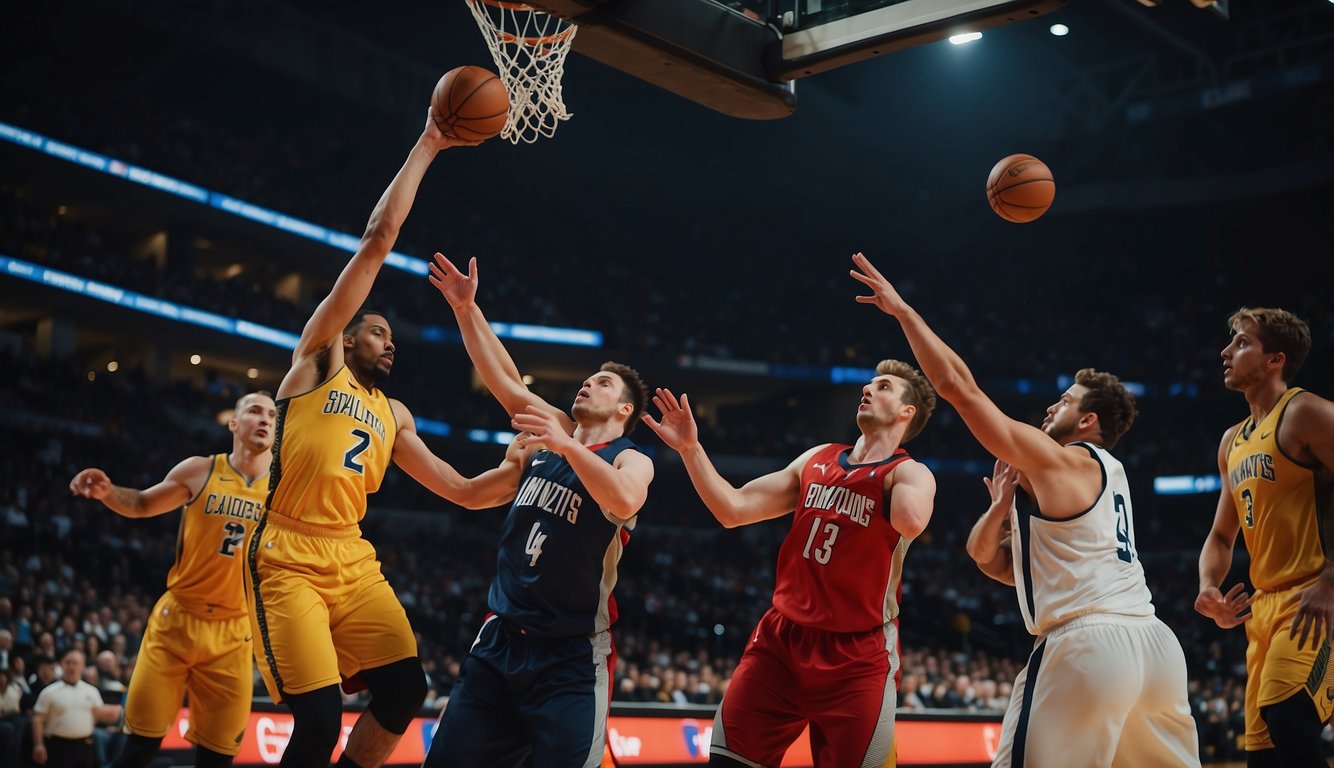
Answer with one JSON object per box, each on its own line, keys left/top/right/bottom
{"left": 983, "top": 477, "right": 993, "bottom": 492}
{"left": 854, "top": 295, "right": 877, "bottom": 304}
{"left": 849, "top": 269, "right": 875, "bottom": 285}
{"left": 1224, "top": 583, "right": 1246, "bottom": 601}
{"left": 468, "top": 256, "right": 478, "bottom": 280}
{"left": 680, "top": 393, "right": 692, "bottom": 415}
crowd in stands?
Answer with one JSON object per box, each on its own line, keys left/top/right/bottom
{"left": 3, "top": 331, "right": 1305, "bottom": 763}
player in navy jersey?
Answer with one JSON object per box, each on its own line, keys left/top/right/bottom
{"left": 850, "top": 252, "right": 1199, "bottom": 766}
{"left": 424, "top": 255, "right": 654, "bottom": 767}
{"left": 645, "top": 359, "right": 937, "bottom": 766}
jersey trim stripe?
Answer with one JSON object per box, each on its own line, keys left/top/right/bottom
{"left": 1276, "top": 390, "right": 1319, "bottom": 470}
{"left": 1011, "top": 638, "right": 1047, "bottom": 767}
{"left": 246, "top": 514, "right": 285, "bottom": 694}
{"left": 265, "top": 399, "right": 290, "bottom": 513}
{"left": 1018, "top": 506, "right": 1036, "bottom": 625}
{"left": 1031, "top": 442, "right": 1107, "bottom": 523}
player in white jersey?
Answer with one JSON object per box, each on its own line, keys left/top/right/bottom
{"left": 850, "top": 253, "right": 1199, "bottom": 767}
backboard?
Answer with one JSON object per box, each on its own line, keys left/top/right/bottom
{"left": 523, "top": 0, "right": 1067, "bottom": 119}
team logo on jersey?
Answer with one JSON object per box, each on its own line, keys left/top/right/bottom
{"left": 803, "top": 482, "right": 875, "bottom": 527}
{"left": 514, "top": 474, "right": 583, "bottom": 523}
{"left": 322, "top": 389, "right": 388, "bottom": 441}
{"left": 1230, "top": 453, "right": 1276, "bottom": 487}
{"left": 813, "top": 462, "right": 829, "bottom": 474}
{"left": 204, "top": 493, "right": 264, "bottom": 521}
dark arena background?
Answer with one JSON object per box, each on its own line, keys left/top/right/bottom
{"left": 2, "top": 0, "right": 1332, "bottom": 765}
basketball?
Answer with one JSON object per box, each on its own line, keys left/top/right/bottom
{"left": 986, "top": 154, "right": 1055, "bottom": 223}
{"left": 431, "top": 65, "right": 510, "bottom": 142}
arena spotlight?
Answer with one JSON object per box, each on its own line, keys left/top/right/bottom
{"left": 106, "top": 361, "right": 119, "bottom": 372}
{"left": 1049, "top": 23, "right": 1069, "bottom": 36}
{"left": 190, "top": 354, "right": 202, "bottom": 365}
{"left": 948, "top": 32, "right": 982, "bottom": 45}
{"left": 522, "top": 374, "right": 535, "bottom": 385}
{"left": 247, "top": 368, "right": 259, "bottom": 379}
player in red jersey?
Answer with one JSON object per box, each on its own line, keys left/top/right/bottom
{"left": 644, "top": 361, "right": 938, "bottom": 767}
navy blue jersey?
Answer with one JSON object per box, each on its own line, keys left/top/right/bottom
{"left": 488, "top": 437, "right": 639, "bottom": 637}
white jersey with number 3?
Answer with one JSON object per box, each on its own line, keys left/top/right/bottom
{"left": 1010, "top": 442, "right": 1156, "bottom": 636}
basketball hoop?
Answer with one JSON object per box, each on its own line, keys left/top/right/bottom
{"left": 466, "top": 0, "right": 577, "bottom": 144}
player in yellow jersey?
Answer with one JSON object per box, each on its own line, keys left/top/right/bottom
{"left": 1196, "top": 307, "right": 1334, "bottom": 768}
{"left": 250, "top": 111, "right": 524, "bottom": 768}
{"left": 69, "top": 391, "right": 276, "bottom": 768}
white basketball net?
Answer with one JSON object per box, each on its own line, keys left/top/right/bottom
{"left": 466, "top": 0, "right": 577, "bottom": 144}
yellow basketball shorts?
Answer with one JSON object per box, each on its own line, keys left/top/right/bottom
{"left": 245, "top": 511, "right": 417, "bottom": 702}
{"left": 1244, "top": 578, "right": 1334, "bottom": 751}
{"left": 124, "top": 591, "right": 252, "bottom": 755}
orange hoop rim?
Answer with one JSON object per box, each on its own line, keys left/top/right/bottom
{"left": 467, "top": 0, "right": 577, "bottom": 47}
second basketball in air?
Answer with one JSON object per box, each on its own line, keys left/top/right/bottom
{"left": 987, "top": 154, "right": 1055, "bottom": 223}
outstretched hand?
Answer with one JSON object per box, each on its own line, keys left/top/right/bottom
{"left": 642, "top": 388, "right": 699, "bottom": 453}
{"left": 70, "top": 468, "right": 112, "bottom": 500}
{"left": 422, "top": 108, "right": 485, "bottom": 151}
{"left": 512, "top": 406, "right": 577, "bottom": 456}
{"left": 982, "top": 459, "right": 1019, "bottom": 510}
{"left": 1291, "top": 574, "right": 1334, "bottom": 651}
{"left": 428, "top": 254, "right": 478, "bottom": 310}
{"left": 1194, "top": 583, "right": 1252, "bottom": 630}
{"left": 849, "top": 252, "right": 912, "bottom": 318}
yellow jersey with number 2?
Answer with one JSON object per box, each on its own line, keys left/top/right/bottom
{"left": 267, "top": 366, "right": 397, "bottom": 529}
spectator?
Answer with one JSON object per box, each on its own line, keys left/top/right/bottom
{"left": 30, "top": 649, "right": 121, "bottom": 768}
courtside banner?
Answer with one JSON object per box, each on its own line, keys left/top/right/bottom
{"left": 159, "top": 708, "right": 1001, "bottom": 765}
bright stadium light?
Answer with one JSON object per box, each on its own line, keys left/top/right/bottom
{"left": 106, "top": 360, "right": 119, "bottom": 372}
{"left": 1050, "top": 23, "right": 1069, "bottom": 36}
{"left": 190, "top": 354, "right": 202, "bottom": 365}
{"left": 948, "top": 32, "right": 982, "bottom": 45}
{"left": 247, "top": 368, "right": 259, "bottom": 379}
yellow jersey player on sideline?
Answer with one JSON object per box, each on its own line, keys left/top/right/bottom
{"left": 69, "top": 391, "right": 276, "bottom": 768}
{"left": 1197, "top": 307, "right": 1334, "bottom": 767}
{"left": 250, "top": 111, "right": 524, "bottom": 768}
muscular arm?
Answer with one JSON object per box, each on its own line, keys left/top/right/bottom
{"left": 887, "top": 460, "right": 936, "bottom": 540}
{"left": 430, "top": 256, "right": 571, "bottom": 427}
{"left": 966, "top": 461, "right": 1018, "bottom": 587}
{"left": 679, "top": 446, "right": 813, "bottom": 529}
{"left": 644, "top": 387, "right": 807, "bottom": 528}
{"left": 1195, "top": 425, "right": 1252, "bottom": 629}
{"left": 69, "top": 457, "right": 210, "bottom": 518}
{"left": 851, "top": 253, "right": 1096, "bottom": 515}
{"left": 390, "top": 400, "right": 524, "bottom": 509}
{"left": 563, "top": 443, "right": 655, "bottom": 521}
{"left": 1284, "top": 393, "right": 1334, "bottom": 648}
{"left": 282, "top": 120, "right": 466, "bottom": 397}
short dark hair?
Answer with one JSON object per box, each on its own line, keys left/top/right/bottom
{"left": 60, "top": 647, "right": 84, "bottom": 662}
{"left": 1228, "top": 307, "right": 1311, "bottom": 382}
{"left": 601, "top": 361, "right": 647, "bottom": 436}
{"left": 345, "top": 309, "right": 390, "bottom": 336}
{"left": 1074, "top": 368, "right": 1138, "bottom": 449}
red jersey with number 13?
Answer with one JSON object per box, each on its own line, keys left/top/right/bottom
{"left": 771, "top": 443, "right": 913, "bottom": 632}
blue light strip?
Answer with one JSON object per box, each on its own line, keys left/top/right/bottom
{"left": 0, "top": 120, "right": 603, "bottom": 346}
{"left": 1153, "top": 474, "right": 1222, "bottom": 495}
{"left": 1, "top": 254, "right": 302, "bottom": 348}
{"left": 0, "top": 121, "right": 426, "bottom": 275}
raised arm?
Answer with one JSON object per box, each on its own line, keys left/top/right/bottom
{"left": 428, "top": 255, "right": 570, "bottom": 426}
{"left": 1195, "top": 425, "right": 1250, "bottom": 629}
{"left": 69, "top": 457, "right": 211, "bottom": 519}
{"left": 512, "top": 406, "right": 653, "bottom": 520}
{"left": 282, "top": 115, "right": 476, "bottom": 395}
{"left": 887, "top": 459, "right": 936, "bottom": 540}
{"left": 851, "top": 253, "right": 1077, "bottom": 479}
{"left": 643, "top": 388, "right": 808, "bottom": 528}
{"left": 390, "top": 400, "right": 526, "bottom": 509}
{"left": 966, "top": 460, "right": 1018, "bottom": 587}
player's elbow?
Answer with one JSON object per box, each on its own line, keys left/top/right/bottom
{"left": 360, "top": 221, "right": 399, "bottom": 255}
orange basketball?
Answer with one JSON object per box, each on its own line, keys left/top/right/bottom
{"left": 431, "top": 66, "right": 510, "bottom": 142}
{"left": 986, "top": 154, "right": 1055, "bottom": 223}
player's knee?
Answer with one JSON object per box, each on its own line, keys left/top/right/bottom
{"left": 283, "top": 685, "right": 345, "bottom": 767}
{"left": 1260, "top": 693, "right": 1322, "bottom": 752}
{"left": 111, "top": 734, "right": 164, "bottom": 768}
{"left": 364, "top": 657, "right": 428, "bottom": 734}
